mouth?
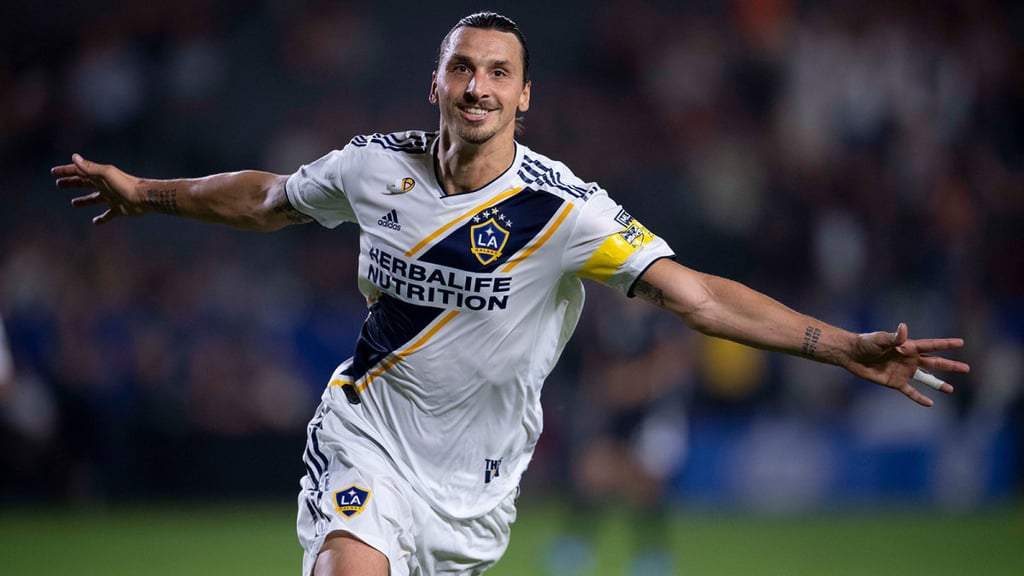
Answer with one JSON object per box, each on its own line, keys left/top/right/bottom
{"left": 458, "top": 106, "right": 494, "bottom": 122}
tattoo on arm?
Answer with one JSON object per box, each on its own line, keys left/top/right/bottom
{"left": 144, "top": 189, "right": 180, "bottom": 215}
{"left": 632, "top": 279, "right": 665, "bottom": 308}
{"left": 270, "top": 191, "right": 313, "bottom": 225}
{"left": 801, "top": 326, "right": 822, "bottom": 357}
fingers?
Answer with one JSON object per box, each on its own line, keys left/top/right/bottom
{"left": 93, "top": 208, "right": 118, "bottom": 226}
{"left": 896, "top": 367, "right": 955, "bottom": 408}
{"left": 71, "top": 191, "right": 105, "bottom": 207}
{"left": 908, "top": 337, "right": 966, "bottom": 353}
{"left": 892, "top": 322, "right": 908, "bottom": 347}
{"left": 51, "top": 154, "right": 103, "bottom": 178}
{"left": 862, "top": 323, "right": 967, "bottom": 407}
{"left": 53, "top": 155, "right": 102, "bottom": 194}
{"left": 891, "top": 324, "right": 970, "bottom": 374}
{"left": 899, "top": 382, "right": 935, "bottom": 407}
{"left": 918, "top": 354, "right": 971, "bottom": 375}
{"left": 54, "top": 154, "right": 116, "bottom": 219}
{"left": 71, "top": 153, "right": 104, "bottom": 176}
{"left": 51, "top": 163, "right": 84, "bottom": 179}
{"left": 889, "top": 324, "right": 965, "bottom": 354}
{"left": 52, "top": 153, "right": 110, "bottom": 184}
{"left": 911, "top": 368, "right": 955, "bottom": 393}
{"left": 56, "top": 176, "right": 96, "bottom": 189}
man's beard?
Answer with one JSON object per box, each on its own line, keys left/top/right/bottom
{"left": 453, "top": 119, "right": 500, "bottom": 145}
{"left": 450, "top": 101, "right": 505, "bottom": 145}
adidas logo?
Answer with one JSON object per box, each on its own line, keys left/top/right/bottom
{"left": 377, "top": 209, "right": 401, "bottom": 231}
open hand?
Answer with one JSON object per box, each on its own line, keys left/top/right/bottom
{"left": 847, "top": 322, "right": 969, "bottom": 406}
{"left": 52, "top": 154, "right": 143, "bottom": 225}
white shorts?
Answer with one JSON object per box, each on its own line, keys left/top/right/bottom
{"left": 296, "top": 402, "right": 517, "bottom": 576}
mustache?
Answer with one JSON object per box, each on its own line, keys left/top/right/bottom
{"left": 458, "top": 99, "right": 499, "bottom": 111}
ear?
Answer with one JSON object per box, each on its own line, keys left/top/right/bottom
{"left": 517, "top": 80, "right": 531, "bottom": 113}
{"left": 429, "top": 71, "right": 439, "bottom": 105}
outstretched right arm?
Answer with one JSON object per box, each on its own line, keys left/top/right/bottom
{"left": 51, "top": 154, "right": 312, "bottom": 231}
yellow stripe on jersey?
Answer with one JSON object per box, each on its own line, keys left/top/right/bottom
{"left": 405, "top": 187, "right": 523, "bottom": 258}
{"left": 353, "top": 309, "right": 461, "bottom": 393}
{"left": 501, "top": 203, "right": 575, "bottom": 272}
{"left": 579, "top": 219, "right": 656, "bottom": 283}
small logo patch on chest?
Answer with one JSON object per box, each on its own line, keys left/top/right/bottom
{"left": 377, "top": 209, "right": 402, "bottom": 231}
{"left": 385, "top": 177, "right": 416, "bottom": 195}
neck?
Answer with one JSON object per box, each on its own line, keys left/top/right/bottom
{"left": 435, "top": 130, "right": 516, "bottom": 195}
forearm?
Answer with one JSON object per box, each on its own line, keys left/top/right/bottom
{"left": 136, "top": 171, "right": 298, "bottom": 231}
{"left": 680, "top": 274, "right": 856, "bottom": 367}
{"left": 636, "top": 260, "right": 857, "bottom": 367}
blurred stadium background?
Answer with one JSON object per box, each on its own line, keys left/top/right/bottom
{"left": 1, "top": 0, "right": 1021, "bottom": 574}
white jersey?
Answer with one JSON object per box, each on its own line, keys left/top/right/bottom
{"left": 286, "top": 130, "right": 674, "bottom": 519}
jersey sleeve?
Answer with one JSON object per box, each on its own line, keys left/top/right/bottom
{"left": 285, "top": 147, "right": 357, "bottom": 229}
{"left": 564, "top": 189, "right": 676, "bottom": 296}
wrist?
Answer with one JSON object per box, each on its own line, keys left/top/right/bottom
{"left": 138, "top": 179, "right": 182, "bottom": 216}
{"left": 801, "top": 323, "right": 857, "bottom": 368}
{"left": 831, "top": 329, "right": 860, "bottom": 369}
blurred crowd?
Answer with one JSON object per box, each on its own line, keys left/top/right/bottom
{"left": 1, "top": 0, "right": 1021, "bottom": 508}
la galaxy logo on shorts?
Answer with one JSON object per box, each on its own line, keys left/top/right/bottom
{"left": 470, "top": 208, "right": 511, "bottom": 266}
{"left": 334, "top": 485, "right": 371, "bottom": 519}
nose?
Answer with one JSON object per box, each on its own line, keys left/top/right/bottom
{"left": 465, "top": 72, "right": 486, "bottom": 100}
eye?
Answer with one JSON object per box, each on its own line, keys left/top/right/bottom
{"left": 452, "top": 63, "right": 470, "bottom": 74}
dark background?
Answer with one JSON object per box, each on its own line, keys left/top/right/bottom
{"left": 1, "top": 0, "right": 1020, "bottom": 510}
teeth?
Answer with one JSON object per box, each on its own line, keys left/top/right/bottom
{"left": 465, "top": 108, "right": 489, "bottom": 115}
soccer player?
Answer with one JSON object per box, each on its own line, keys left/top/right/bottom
{"left": 52, "top": 11, "right": 969, "bottom": 576}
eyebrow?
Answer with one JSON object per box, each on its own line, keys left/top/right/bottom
{"left": 447, "top": 53, "right": 516, "bottom": 70}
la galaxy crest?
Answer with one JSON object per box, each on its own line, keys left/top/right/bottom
{"left": 334, "top": 485, "right": 371, "bottom": 519}
{"left": 470, "top": 210, "right": 511, "bottom": 266}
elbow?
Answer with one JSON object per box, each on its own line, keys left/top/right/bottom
{"left": 674, "top": 276, "right": 718, "bottom": 335}
{"left": 679, "top": 306, "right": 715, "bottom": 336}
{"left": 245, "top": 215, "right": 287, "bottom": 232}
{"left": 642, "top": 260, "right": 720, "bottom": 335}
{"left": 253, "top": 175, "right": 296, "bottom": 231}
{"left": 219, "top": 208, "right": 284, "bottom": 232}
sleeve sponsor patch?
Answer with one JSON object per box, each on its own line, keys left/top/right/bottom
{"left": 613, "top": 208, "right": 633, "bottom": 228}
{"left": 619, "top": 222, "right": 646, "bottom": 248}
{"left": 579, "top": 219, "right": 656, "bottom": 283}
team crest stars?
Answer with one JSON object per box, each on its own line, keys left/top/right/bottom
{"left": 472, "top": 208, "right": 512, "bottom": 227}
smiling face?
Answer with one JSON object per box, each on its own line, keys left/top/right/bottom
{"left": 430, "top": 26, "right": 531, "bottom": 147}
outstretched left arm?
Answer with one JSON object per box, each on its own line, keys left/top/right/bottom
{"left": 634, "top": 259, "right": 970, "bottom": 406}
